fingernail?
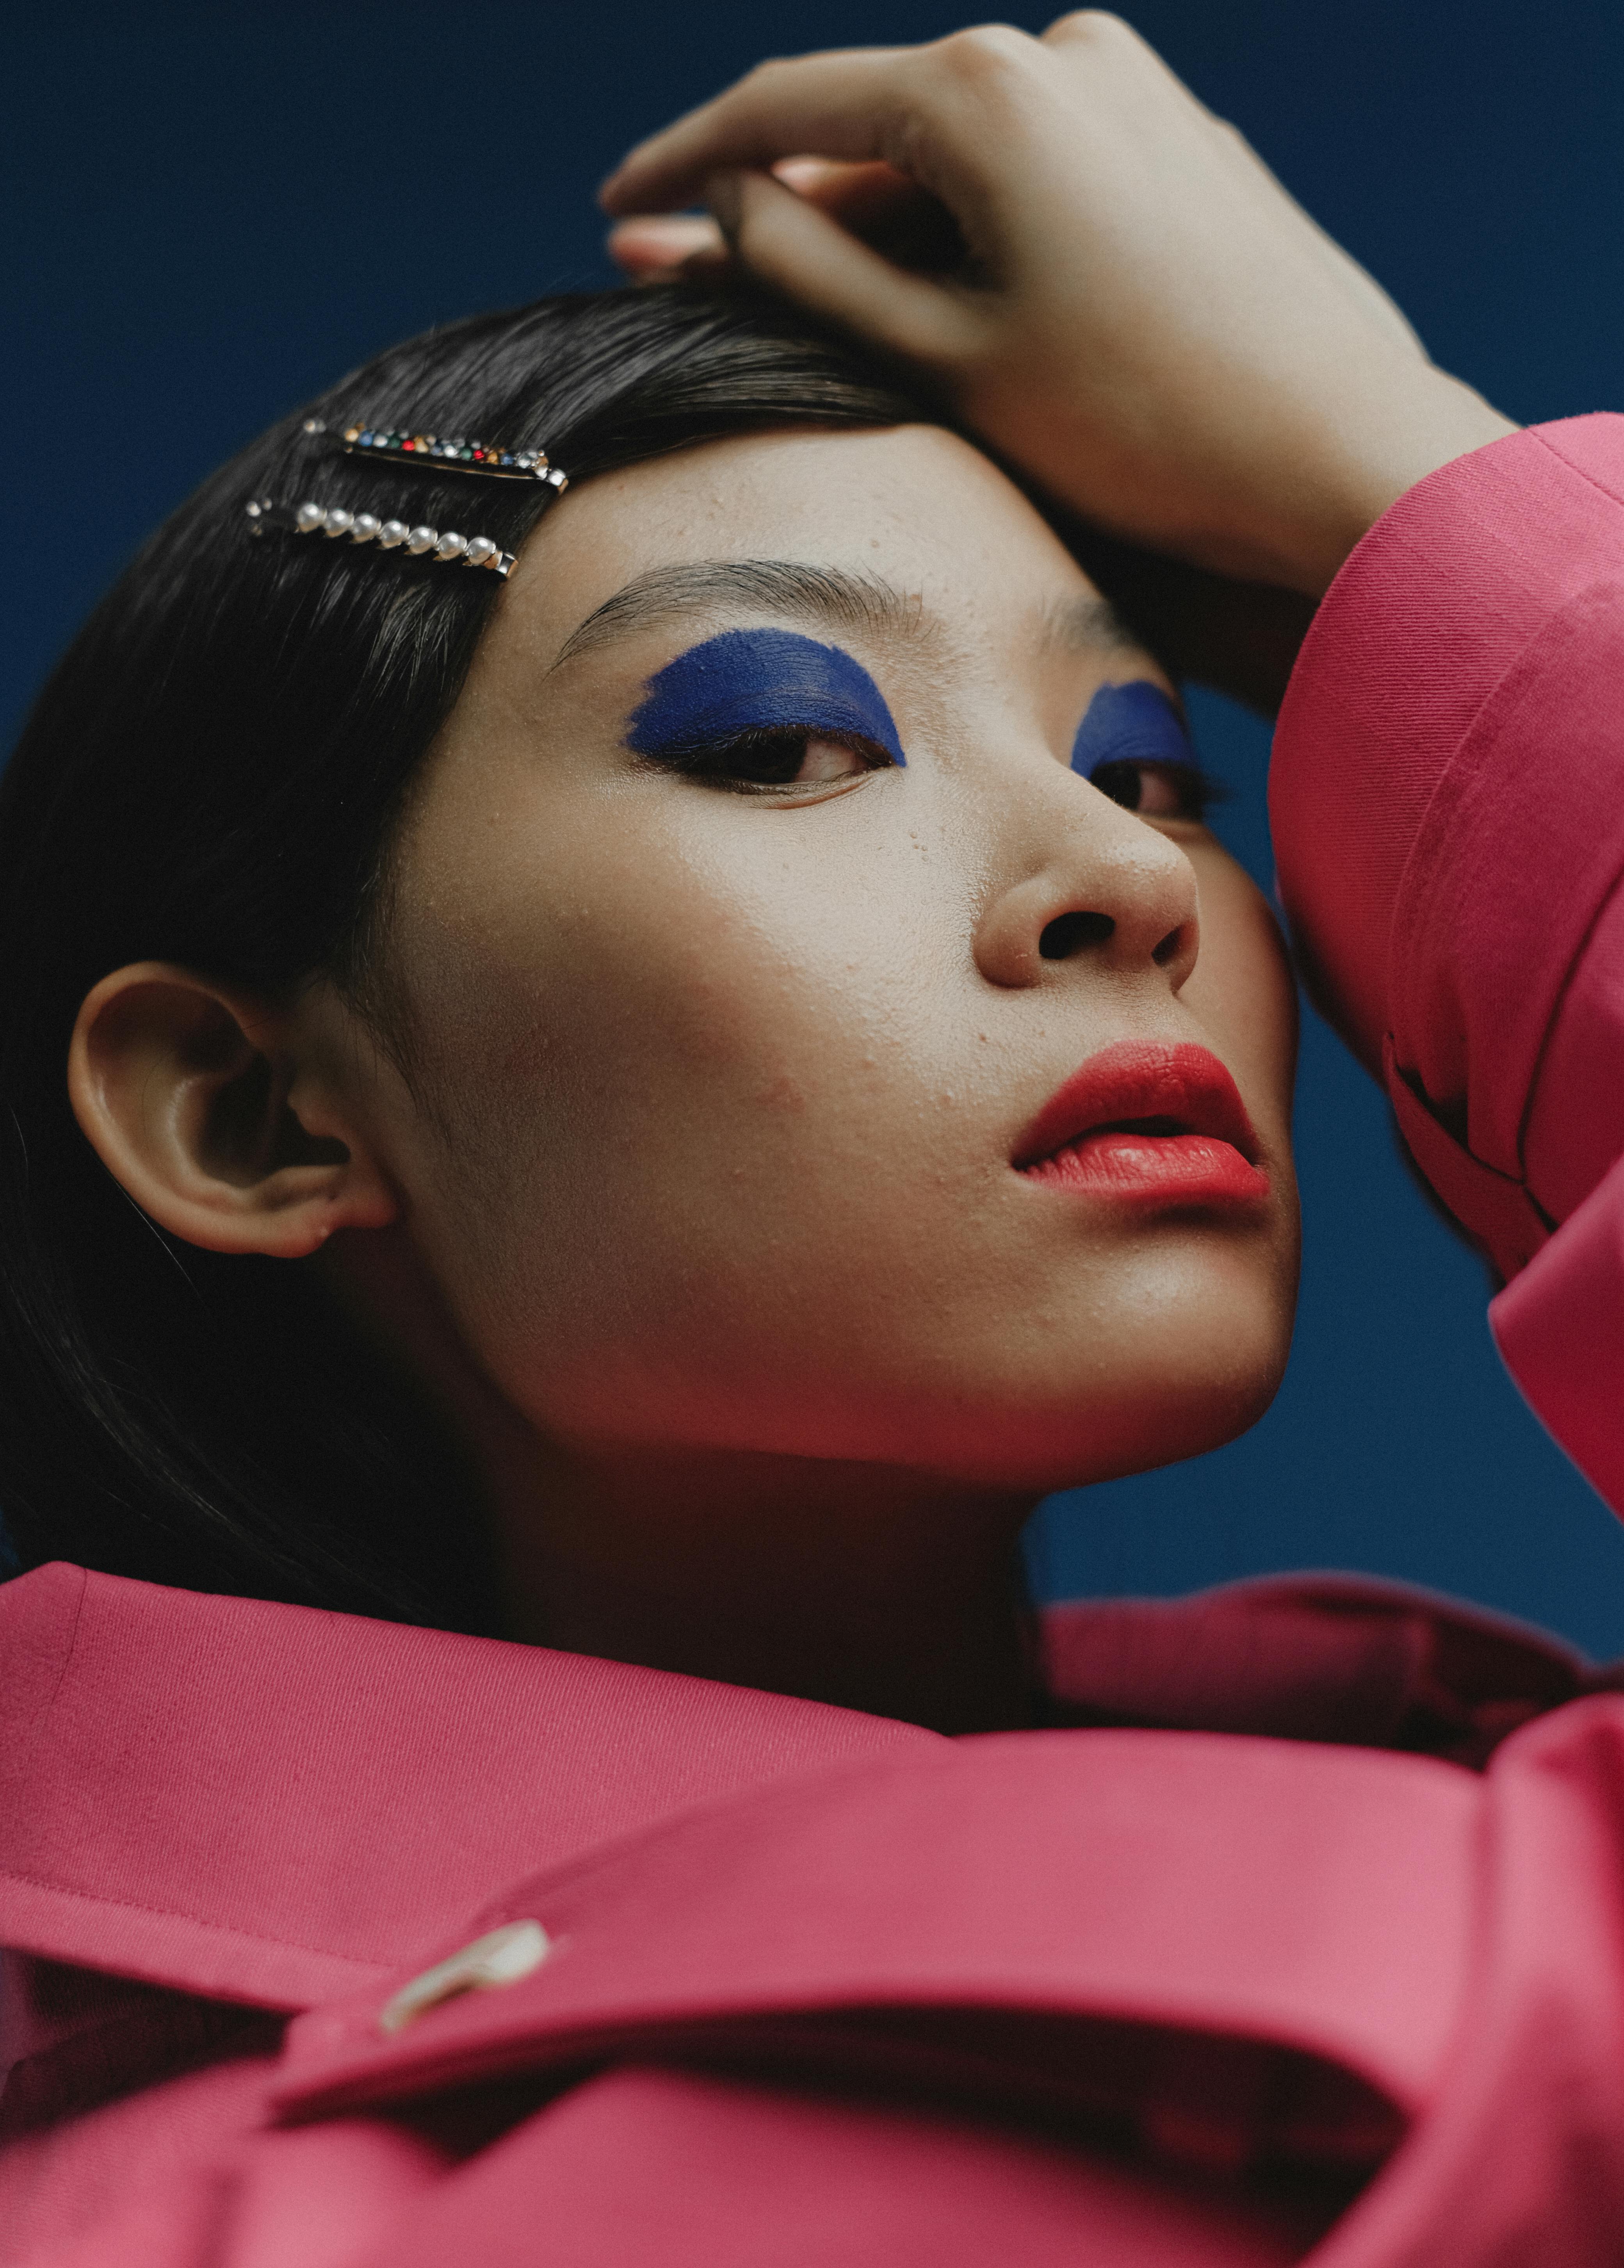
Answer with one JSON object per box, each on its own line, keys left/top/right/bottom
{"left": 705, "top": 169, "right": 741, "bottom": 237}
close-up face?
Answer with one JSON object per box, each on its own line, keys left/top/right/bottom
{"left": 349, "top": 422, "right": 1300, "bottom": 1494}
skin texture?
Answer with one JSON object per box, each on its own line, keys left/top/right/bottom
{"left": 71, "top": 426, "right": 1298, "bottom": 1729}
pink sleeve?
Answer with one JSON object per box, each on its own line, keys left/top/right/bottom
{"left": 1270, "top": 415, "right": 1624, "bottom": 1516}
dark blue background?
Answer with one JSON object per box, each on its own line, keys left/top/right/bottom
{"left": 10, "top": 4, "right": 1624, "bottom": 1650}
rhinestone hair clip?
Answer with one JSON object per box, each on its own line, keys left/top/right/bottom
{"left": 244, "top": 497, "right": 518, "bottom": 577}
{"left": 303, "top": 415, "right": 569, "bottom": 491}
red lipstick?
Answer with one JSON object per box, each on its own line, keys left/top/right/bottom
{"left": 1014, "top": 1040, "right": 1268, "bottom": 1209}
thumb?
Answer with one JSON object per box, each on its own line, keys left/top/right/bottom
{"left": 708, "top": 168, "right": 974, "bottom": 369}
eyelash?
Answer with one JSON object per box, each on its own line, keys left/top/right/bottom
{"left": 638, "top": 733, "right": 1222, "bottom": 818}
{"left": 1087, "top": 758, "right": 1225, "bottom": 822}
{"left": 640, "top": 726, "right": 894, "bottom": 794}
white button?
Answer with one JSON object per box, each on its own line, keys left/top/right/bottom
{"left": 379, "top": 1918, "right": 550, "bottom": 2035}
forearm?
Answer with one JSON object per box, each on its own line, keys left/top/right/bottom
{"left": 1261, "top": 370, "right": 1518, "bottom": 598}
{"left": 1272, "top": 415, "right": 1624, "bottom": 1274}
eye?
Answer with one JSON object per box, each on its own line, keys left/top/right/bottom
{"left": 1088, "top": 757, "right": 1220, "bottom": 821}
{"left": 787, "top": 734, "right": 873, "bottom": 785}
{"left": 644, "top": 727, "right": 894, "bottom": 795}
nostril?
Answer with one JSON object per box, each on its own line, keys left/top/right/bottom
{"left": 1038, "top": 910, "right": 1115, "bottom": 961}
{"left": 1151, "top": 926, "right": 1184, "bottom": 968}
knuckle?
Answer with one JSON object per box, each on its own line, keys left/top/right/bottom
{"left": 928, "top": 23, "right": 1037, "bottom": 87}
{"left": 1049, "top": 11, "right": 1142, "bottom": 53}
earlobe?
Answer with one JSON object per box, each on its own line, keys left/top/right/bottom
{"left": 67, "top": 962, "right": 401, "bottom": 1257}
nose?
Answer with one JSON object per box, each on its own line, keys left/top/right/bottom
{"left": 972, "top": 781, "right": 1200, "bottom": 993}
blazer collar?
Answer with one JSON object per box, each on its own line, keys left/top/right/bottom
{"left": 1, "top": 1559, "right": 1591, "bottom": 2016}
{"left": 0, "top": 1563, "right": 937, "bottom": 2011}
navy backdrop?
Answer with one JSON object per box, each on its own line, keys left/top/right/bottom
{"left": 9, "top": 2, "right": 1624, "bottom": 1649}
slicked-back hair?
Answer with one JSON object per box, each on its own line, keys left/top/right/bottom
{"left": 0, "top": 284, "right": 929, "bottom": 1627}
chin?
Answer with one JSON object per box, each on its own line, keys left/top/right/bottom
{"left": 921, "top": 1378, "right": 1285, "bottom": 1495}
{"left": 514, "top": 1227, "right": 1298, "bottom": 1491}
{"left": 906, "top": 1291, "right": 1295, "bottom": 1495}
{"left": 1077, "top": 1359, "right": 1287, "bottom": 1486}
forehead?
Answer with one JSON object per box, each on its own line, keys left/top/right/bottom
{"left": 492, "top": 424, "right": 1100, "bottom": 668}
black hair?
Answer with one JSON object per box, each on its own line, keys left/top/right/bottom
{"left": 0, "top": 284, "right": 928, "bottom": 1628}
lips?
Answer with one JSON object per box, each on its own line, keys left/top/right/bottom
{"left": 1013, "top": 1040, "right": 1268, "bottom": 1207}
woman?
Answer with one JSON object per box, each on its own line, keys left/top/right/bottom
{"left": 4, "top": 15, "right": 1623, "bottom": 2264}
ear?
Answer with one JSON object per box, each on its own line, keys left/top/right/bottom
{"left": 68, "top": 962, "right": 401, "bottom": 1258}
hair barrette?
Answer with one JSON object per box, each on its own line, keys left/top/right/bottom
{"left": 245, "top": 497, "right": 518, "bottom": 577}
{"left": 301, "top": 416, "right": 569, "bottom": 490}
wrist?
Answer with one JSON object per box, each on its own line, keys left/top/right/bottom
{"left": 1291, "top": 370, "right": 1519, "bottom": 596}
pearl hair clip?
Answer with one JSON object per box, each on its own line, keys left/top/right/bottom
{"left": 244, "top": 497, "right": 518, "bottom": 577}
{"left": 302, "top": 415, "right": 570, "bottom": 491}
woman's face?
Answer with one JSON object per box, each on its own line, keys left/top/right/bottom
{"left": 367, "top": 424, "right": 1298, "bottom": 1493}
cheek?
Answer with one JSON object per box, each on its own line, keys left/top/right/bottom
{"left": 380, "top": 795, "right": 1302, "bottom": 1482}
{"left": 385, "top": 802, "right": 960, "bottom": 1371}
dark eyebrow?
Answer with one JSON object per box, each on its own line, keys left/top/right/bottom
{"left": 550, "top": 559, "right": 916, "bottom": 671}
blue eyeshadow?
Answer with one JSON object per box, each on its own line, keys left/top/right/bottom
{"left": 627, "top": 628, "right": 906, "bottom": 766}
{"left": 1069, "top": 680, "right": 1191, "bottom": 775}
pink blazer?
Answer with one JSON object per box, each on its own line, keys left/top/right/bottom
{"left": 7, "top": 418, "right": 1624, "bottom": 2265}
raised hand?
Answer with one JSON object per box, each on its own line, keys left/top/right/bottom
{"left": 603, "top": 14, "right": 1514, "bottom": 598}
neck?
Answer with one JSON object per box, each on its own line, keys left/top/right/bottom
{"left": 327, "top": 1227, "right": 1043, "bottom": 1736}
{"left": 494, "top": 1438, "right": 1043, "bottom": 1734}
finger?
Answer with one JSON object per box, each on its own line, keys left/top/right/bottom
{"left": 773, "top": 156, "right": 848, "bottom": 194}
{"left": 607, "top": 215, "right": 727, "bottom": 277}
{"left": 765, "top": 157, "right": 965, "bottom": 272}
{"left": 601, "top": 46, "right": 933, "bottom": 216}
{"left": 708, "top": 167, "right": 973, "bottom": 366}
{"left": 779, "top": 156, "right": 924, "bottom": 228}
